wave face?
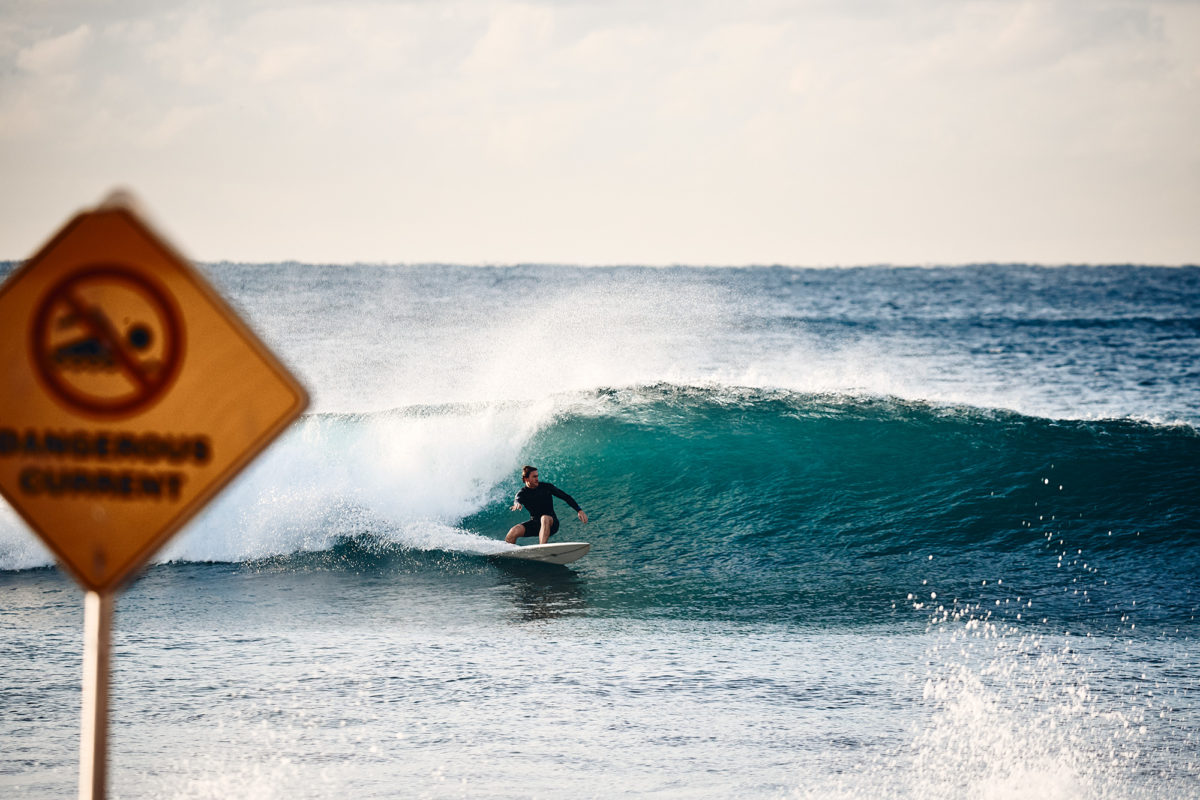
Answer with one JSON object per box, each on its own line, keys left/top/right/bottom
{"left": 467, "top": 386, "right": 1200, "bottom": 626}
{"left": 7, "top": 385, "right": 1194, "bottom": 629}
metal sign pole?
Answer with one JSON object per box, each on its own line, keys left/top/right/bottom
{"left": 78, "top": 590, "right": 113, "bottom": 800}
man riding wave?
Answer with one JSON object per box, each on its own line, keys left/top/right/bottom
{"left": 505, "top": 465, "right": 588, "bottom": 545}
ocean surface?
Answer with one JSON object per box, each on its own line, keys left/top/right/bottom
{"left": 1, "top": 263, "right": 1198, "bottom": 799}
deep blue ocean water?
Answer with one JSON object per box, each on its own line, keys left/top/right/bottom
{"left": 1, "top": 263, "right": 1198, "bottom": 798}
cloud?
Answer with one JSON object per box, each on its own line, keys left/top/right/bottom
{"left": 0, "top": 1, "right": 1196, "bottom": 263}
{"left": 460, "top": 2, "right": 555, "bottom": 79}
{"left": 15, "top": 23, "right": 92, "bottom": 75}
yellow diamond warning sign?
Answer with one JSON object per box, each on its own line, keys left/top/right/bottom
{"left": 0, "top": 195, "right": 308, "bottom": 592}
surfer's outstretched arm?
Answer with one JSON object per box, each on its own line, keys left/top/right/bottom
{"left": 548, "top": 483, "right": 586, "bottom": 523}
{"left": 548, "top": 483, "right": 578, "bottom": 509}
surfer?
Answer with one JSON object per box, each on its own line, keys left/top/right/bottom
{"left": 506, "top": 465, "right": 588, "bottom": 545}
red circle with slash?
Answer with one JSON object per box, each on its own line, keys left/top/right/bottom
{"left": 31, "top": 266, "right": 184, "bottom": 418}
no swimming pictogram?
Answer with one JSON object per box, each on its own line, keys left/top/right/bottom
{"left": 32, "top": 266, "right": 183, "bottom": 418}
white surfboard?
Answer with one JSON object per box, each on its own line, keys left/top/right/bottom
{"left": 492, "top": 542, "right": 590, "bottom": 565}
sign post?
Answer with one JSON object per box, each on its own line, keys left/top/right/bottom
{"left": 0, "top": 191, "right": 309, "bottom": 799}
{"left": 80, "top": 591, "right": 113, "bottom": 800}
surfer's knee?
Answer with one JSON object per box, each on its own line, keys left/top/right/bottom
{"left": 505, "top": 525, "right": 525, "bottom": 544}
{"left": 539, "top": 515, "right": 553, "bottom": 529}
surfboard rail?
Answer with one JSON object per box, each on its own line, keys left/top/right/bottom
{"left": 491, "top": 542, "right": 590, "bottom": 565}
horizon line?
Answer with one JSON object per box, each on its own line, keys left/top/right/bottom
{"left": 3, "top": 259, "right": 1197, "bottom": 270}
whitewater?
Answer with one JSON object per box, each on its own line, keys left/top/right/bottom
{"left": 1, "top": 263, "right": 1197, "bottom": 798}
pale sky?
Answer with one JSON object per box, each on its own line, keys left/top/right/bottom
{"left": 2, "top": 1, "right": 1197, "bottom": 265}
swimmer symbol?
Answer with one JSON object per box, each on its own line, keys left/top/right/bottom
{"left": 32, "top": 266, "right": 183, "bottom": 417}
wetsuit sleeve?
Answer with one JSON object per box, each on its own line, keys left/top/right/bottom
{"left": 547, "top": 482, "right": 582, "bottom": 512}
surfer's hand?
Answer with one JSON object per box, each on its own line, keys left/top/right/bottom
{"left": 511, "top": 502, "right": 522, "bottom": 512}
{"left": 578, "top": 510, "right": 588, "bottom": 524}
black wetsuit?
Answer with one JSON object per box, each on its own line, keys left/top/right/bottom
{"left": 514, "top": 482, "right": 581, "bottom": 538}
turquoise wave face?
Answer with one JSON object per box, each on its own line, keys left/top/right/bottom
{"left": 5, "top": 383, "right": 1193, "bottom": 631}
{"left": 461, "top": 386, "right": 1200, "bottom": 629}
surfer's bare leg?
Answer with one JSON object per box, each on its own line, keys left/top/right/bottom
{"left": 505, "top": 523, "right": 529, "bottom": 545}
{"left": 538, "top": 514, "right": 554, "bottom": 545}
